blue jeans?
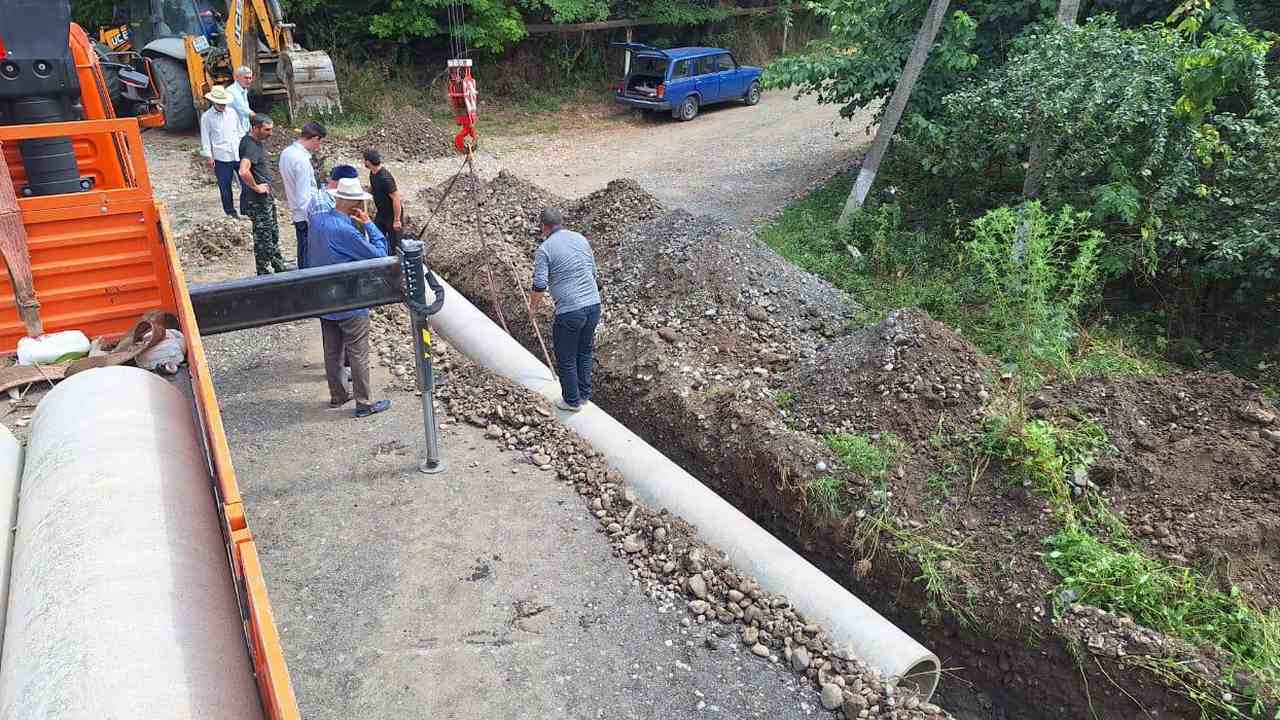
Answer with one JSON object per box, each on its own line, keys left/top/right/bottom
{"left": 552, "top": 303, "right": 600, "bottom": 406}
{"left": 293, "top": 221, "right": 308, "bottom": 269}
{"left": 213, "top": 160, "right": 238, "bottom": 216}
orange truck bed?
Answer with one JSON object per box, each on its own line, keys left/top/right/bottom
{"left": 0, "top": 116, "right": 300, "bottom": 719}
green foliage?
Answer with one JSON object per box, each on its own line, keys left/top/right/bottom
{"left": 964, "top": 203, "right": 1103, "bottom": 373}
{"left": 774, "top": 390, "right": 796, "bottom": 409}
{"left": 1046, "top": 527, "right": 1280, "bottom": 703}
{"left": 805, "top": 432, "right": 906, "bottom": 518}
{"left": 71, "top": 0, "right": 114, "bottom": 30}
{"left": 824, "top": 431, "right": 906, "bottom": 479}
{"left": 979, "top": 414, "right": 1110, "bottom": 524}
{"left": 762, "top": 0, "right": 980, "bottom": 120}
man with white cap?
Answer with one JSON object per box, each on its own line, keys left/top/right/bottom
{"left": 305, "top": 177, "right": 391, "bottom": 417}
{"left": 198, "top": 86, "right": 241, "bottom": 218}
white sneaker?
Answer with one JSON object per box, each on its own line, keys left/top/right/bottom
{"left": 555, "top": 398, "right": 582, "bottom": 412}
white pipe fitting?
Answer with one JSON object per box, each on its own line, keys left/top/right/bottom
{"left": 426, "top": 278, "right": 941, "bottom": 699}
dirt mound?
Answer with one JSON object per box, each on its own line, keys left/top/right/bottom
{"left": 783, "top": 309, "right": 995, "bottom": 443}
{"left": 571, "top": 179, "right": 665, "bottom": 246}
{"left": 345, "top": 105, "right": 455, "bottom": 162}
{"left": 176, "top": 216, "right": 251, "bottom": 264}
{"left": 1041, "top": 373, "right": 1280, "bottom": 608}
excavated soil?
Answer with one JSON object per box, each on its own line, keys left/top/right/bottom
{"left": 344, "top": 104, "right": 456, "bottom": 162}
{"left": 175, "top": 216, "right": 251, "bottom": 265}
{"left": 413, "top": 171, "right": 1280, "bottom": 719}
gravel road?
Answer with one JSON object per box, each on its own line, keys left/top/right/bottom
{"left": 147, "top": 89, "right": 873, "bottom": 241}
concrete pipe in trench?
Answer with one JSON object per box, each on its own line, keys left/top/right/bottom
{"left": 0, "top": 366, "right": 261, "bottom": 719}
{"left": 425, "top": 277, "right": 942, "bottom": 699}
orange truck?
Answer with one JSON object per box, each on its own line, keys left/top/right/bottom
{"left": 0, "top": 8, "right": 299, "bottom": 719}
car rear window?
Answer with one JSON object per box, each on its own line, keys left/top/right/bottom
{"left": 671, "top": 59, "right": 692, "bottom": 79}
{"left": 631, "top": 56, "right": 668, "bottom": 77}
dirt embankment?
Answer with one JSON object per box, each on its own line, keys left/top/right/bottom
{"left": 412, "top": 170, "right": 1280, "bottom": 718}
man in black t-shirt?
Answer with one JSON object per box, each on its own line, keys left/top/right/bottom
{"left": 238, "top": 113, "right": 287, "bottom": 274}
{"left": 363, "top": 148, "right": 402, "bottom": 256}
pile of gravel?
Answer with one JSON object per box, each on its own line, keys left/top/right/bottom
{"left": 176, "top": 216, "right": 251, "bottom": 265}
{"left": 345, "top": 104, "right": 456, "bottom": 162}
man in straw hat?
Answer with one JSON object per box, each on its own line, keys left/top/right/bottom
{"left": 198, "top": 86, "right": 241, "bottom": 218}
{"left": 305, "top": 177, "right": 392, "bottom": 418}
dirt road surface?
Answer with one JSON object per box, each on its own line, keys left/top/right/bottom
{"left": 206, "top": 323, "right": 821, "bottom": 719}
{"left": 148, "top": 90, "right": 873, "bottom": 243}
{"left": 162, "top": 91, "right": 876, "bottom": 717}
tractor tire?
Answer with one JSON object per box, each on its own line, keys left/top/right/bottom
{"left": 91, "top": 42, "right": 125, "bottom": 114}
{"left": 151, "top": 56, "right": 197, "bottom": 132}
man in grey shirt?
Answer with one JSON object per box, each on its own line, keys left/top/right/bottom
{"left": 530, "top": 208, "right": 601, "bottom": 411}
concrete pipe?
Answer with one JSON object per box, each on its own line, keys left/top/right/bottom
{"left": 0, "top": 425, "right": 19, "bottom": 650}
{"left": 0, "top": 367, "right": 261, "bottom": 719}
{"left": 425, "top": 277, "right": 942, "bottom": 699}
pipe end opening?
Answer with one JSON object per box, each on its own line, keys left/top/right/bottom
{"left": 894, "top": 657, "right": 941, "bottom": 703}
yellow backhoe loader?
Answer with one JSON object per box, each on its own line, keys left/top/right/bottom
{"left": 96, "top": 0, "right": 341, "bottom": 131}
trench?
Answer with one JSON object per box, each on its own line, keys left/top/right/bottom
{"left": 438, "top": 281, "right": 1204, "bottom": 720}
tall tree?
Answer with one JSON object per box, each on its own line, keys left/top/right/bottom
{"left": 1022, "top": 0, "right": 1083, "bottom": 200}
{"left": 838, "top": 0, "right": 952, "bottom": 227}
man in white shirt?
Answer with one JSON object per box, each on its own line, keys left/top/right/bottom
{"left": 226, "top": 66, "right": 254, "bottom": 215}
{"left": 226, "top": 66, "right": 254, "bottom": 136}
{"left": 279, "top": 121, "right": 327, "bottom": 268}
{"left": 198, "top": 86, "right": 242, "bottom": 218}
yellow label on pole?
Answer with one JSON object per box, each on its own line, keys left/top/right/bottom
{"left": 421, "top": 329, "right": 432, "bottom": 346}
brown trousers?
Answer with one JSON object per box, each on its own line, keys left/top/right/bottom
{"left": 320, "top": 314, "right": 371, "bottom": 406}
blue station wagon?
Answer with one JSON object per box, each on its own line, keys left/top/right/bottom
{"left": 612, "top": 44, "right": 763, "bottom": 121}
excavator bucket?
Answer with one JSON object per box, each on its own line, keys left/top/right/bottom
{"left": 281, "top": 49, "right": 341, "bottom": 120}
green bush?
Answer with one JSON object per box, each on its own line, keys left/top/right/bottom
{"left": 965, "top": 203, "right": 1103, "bottom": 372}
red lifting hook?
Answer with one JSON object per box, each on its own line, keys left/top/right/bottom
{"left": 447, "top": 59, "right": 479, "bottom": 152}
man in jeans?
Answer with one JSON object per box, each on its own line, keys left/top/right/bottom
{"left": 306, "top": 178, "right": 392, "bottom": 418}
{"left": 198, "top": 86, "right": 240, "bottom": 217}
{"left": 530, "top": 208, "right": 601, "bottom": 412}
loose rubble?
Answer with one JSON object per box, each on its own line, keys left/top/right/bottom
{"left": 344, "top": 104, "right": 455, "bottom": 162}
{"left": 176, "top": 215, "right": 251, "bottom": 265}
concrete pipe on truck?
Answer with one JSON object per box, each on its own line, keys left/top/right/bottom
{"left": 0, "top": 426, "right": 19, "bottom": 649}
{"left": 0, "top": 366, "right": 261, "bottom": 719}
{"left": 422, "top": 276, "right": 943, "bottom": 700}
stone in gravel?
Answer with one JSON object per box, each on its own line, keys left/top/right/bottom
{"left": 688, "top": 573, "right": 708, "bottom": 600}
{"left": 844, "top": 691, "right": 868, "bottom": 712}
{"left": 1263, "top": 429, "right": 1280, "bottom": 447}
{"left": 657, "top": 327, "right": 680, "bottom": 343}
{"left": 751, "top": 643, "right": 770, "bottom": 658}
{"left": 622, "top": 534, "right": 645, "bottom": 553}
{"left": 484, "top": 424, "right": 502, "bottom": 439}
{"left": 688, "top": 600, "right": 709, "bottom": 615}
{"left": 467, "top": 414, "right": 486, "bottom": 427}
{"left": 820, "top": 683, "right": 843, "bottom": 710}
{"left": 532, "top": 453, "right": 552, "bottom": 466}
{"left": 745, "top": 305, "right": 769, "bottom": 322}
{"left": 654, "top": 526, "right": 667, "bottom": 542}
{"left": 742, "top": 626, "right": 759, "bottom": 645}
{"left": 790, "top": 646, "right": 811, "bottom": 672}
{"left": 728, "top": 589, "right": 745, "bottom": 603}
{"left": 606, "top": 522, "right": 622, "bottom": 533}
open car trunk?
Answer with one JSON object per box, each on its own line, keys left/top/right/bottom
{"left": 624, "top": 56, "right": 668, "bottom": 99}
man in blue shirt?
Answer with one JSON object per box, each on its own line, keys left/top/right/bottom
{"left": 529, "top": 208, "right": 602, "bottom": 412}
{"left": 306, "top": 178, "right": 391, "bottom": 417}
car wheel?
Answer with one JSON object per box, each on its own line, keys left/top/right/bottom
{"left": 745, "top": 81, "right": 762, "bottom": 106}
{"left": 678, "top": 96, "right": 699, "bottom": 122}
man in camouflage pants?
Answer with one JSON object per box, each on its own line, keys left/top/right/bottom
{"left": 237, "top": 113, "right": 288, "bottom": 274}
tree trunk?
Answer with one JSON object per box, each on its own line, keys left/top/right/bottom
{"left": 0, "top": 142, "right": 43, "bottom": 337}
{"left": 1021, "top": 0, "right": 1083, "bottom": 199}
{"left": 837, "top": 0, "right": 952, "bottom": 227}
